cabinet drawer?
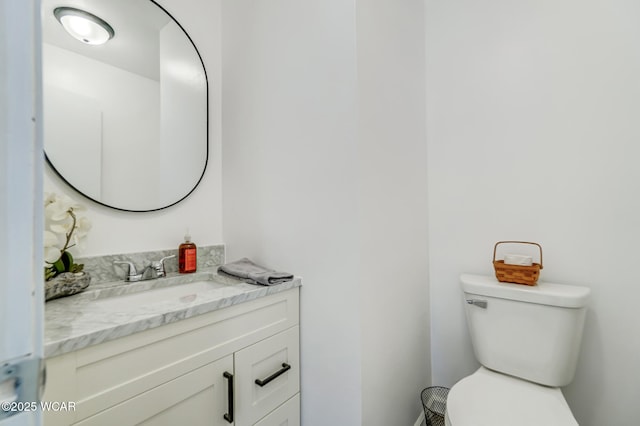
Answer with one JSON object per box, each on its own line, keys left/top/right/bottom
{"left": 254, "top": 394, "right": 300, "bottom": 426}
{"left": 234, "top": 326, "right": 300, "bottom": 426}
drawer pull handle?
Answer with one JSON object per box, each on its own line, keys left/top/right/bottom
{"left": 223, "top": 371, "right": 234, "bottom": 423}
{"left": 255, "top": 363, "right": 291, "bottom": 387}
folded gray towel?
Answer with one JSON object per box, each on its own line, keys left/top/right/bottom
{"left": 218, "top": 258, "right": 293, "bottom": 286}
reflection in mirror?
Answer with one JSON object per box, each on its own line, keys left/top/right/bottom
{"left": 42, "top": 0, "right": 208, "bottom": 211}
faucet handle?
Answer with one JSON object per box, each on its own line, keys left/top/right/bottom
{"left": 151, "top": 255, "right": 176, "bottom": 278}
{"left": 114, "top": 261, "right": 139, "bottom": 281}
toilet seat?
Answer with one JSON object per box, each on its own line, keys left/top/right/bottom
{"left": 445, "top": 367, "right": 578, "bottom": 426}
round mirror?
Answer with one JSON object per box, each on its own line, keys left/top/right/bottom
{"left": 42, "top": 0, "right": 208, "bottom": 211}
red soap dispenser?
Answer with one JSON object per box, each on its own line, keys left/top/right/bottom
{"left": 179, "top": 231, "right": 197, "bottom": 273}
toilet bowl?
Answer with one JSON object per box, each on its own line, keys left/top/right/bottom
{"left": 445, "top": 367, "right": 577, "bottom": 426}
{"left": 447, "top": 274, "right": 590, "bottom": 425}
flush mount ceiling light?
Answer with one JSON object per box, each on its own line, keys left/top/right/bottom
{"left": 54, "top": 7, "right": 114, "bottom": 45}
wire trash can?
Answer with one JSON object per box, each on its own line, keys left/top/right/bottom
{"left": 421, "top": 386, "right": 449, "bottom": 426}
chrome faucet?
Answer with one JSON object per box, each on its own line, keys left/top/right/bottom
{"left": 151, "top": 255, "right": 175, "bottom": 278}
{"left": 114, "top": 255, "right": 176, "bottom": 282}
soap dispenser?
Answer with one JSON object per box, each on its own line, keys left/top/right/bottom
{"left": 178, "top": 232, "right": 197, "bottom": 274}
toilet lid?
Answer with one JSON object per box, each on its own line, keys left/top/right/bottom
{"left": 446, "top": 367, "right": 578, "bottom": 426}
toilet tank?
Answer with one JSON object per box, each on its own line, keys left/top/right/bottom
{"left": 461, "top": 274, "right": 590, "bottom": 387}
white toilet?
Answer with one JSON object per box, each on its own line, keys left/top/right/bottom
{"left": 445, "top": 274, "right": 591, "bottom": 426}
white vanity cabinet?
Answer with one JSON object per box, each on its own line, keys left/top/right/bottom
{"left": 43, "top": 288, "right": 300, "bottom": 426}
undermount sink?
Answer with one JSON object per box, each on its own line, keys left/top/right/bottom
{"left": 84, "top": 272, "right": 245, "bottom": 307}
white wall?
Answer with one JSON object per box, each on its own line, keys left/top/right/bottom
{"left": 356, "top": 1, "right": 430, "bottom": 425}
{"left": 44, "top": 0, "right": 223, "bottom": 256}
{"left": 426, "top": 1, "right": 640, "bottom": 425}
{"left": 222, "top": 1, "right": 361, "bottom": 424}
{"left": 222, "top": 0, "right": 429, "bottom": 425}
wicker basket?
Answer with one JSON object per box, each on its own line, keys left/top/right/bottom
{"left": 493, "top": 241, "right": 543, "bottom": 286}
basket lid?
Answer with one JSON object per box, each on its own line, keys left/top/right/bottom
{"left": 460, "top": 274, "right": 590, "bottom": 308}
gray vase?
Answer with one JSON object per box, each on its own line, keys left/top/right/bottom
{"left": 45, "top": 271, "right": 91, "bottom": 302}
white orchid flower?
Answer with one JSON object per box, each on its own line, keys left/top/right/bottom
{"left": 44, "top": 192, "right": 57, "bottom": 206}
{"left": 44, "top": 230, "right": 62, "bottom": 263}
{"left": 72, "top": 216, "right": 92, "bottom": 247}
{"left": 49, "top": 221, "right": 73, "bottom": 235}
{"left": 44, "top": 229, "right": 60, "bottom": 247}
{"left": 45, "top": 196, "right": 74, "bottom": 221}
{"left": 42, "top": 193, "right": 91, "bottom": 277}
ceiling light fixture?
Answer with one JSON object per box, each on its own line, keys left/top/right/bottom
{"left": 54, "top": 7, "right": 114, "bottom": 45}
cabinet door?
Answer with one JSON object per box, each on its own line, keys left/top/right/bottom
{"left": 254, "top": 394, "right": 300, "bottom": 426}
{"left": 234, "top": 326, "right": 300, "bottom": 426}
{"left": 75, "top": 355, "right": 233, "bottom": 426}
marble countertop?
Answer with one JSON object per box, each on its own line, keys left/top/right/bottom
{"left": 44, "top": 268, "right": 301, "bottom": 358}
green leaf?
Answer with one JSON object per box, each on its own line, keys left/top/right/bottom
{"left": 53, "top": 258, "right": 65, "bottom": 273}
{"left": 44, "top": 266, "right": 57, "bottom": 281}
{"left": 70, "top": 263, "right": 84, "bottom": 273}
{"left": 60, "top": 251, "right": 74, "bottom": 271}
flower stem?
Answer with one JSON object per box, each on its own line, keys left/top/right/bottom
{"left": 60, "top": 208, "right": 77, "bottom": 254}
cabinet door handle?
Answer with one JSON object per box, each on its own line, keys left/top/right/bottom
{"left": 223, "top": 371, "right": 234, "bottom": 423}
{"left": 255, "top": 363, "right": 291, "bottom": 387}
